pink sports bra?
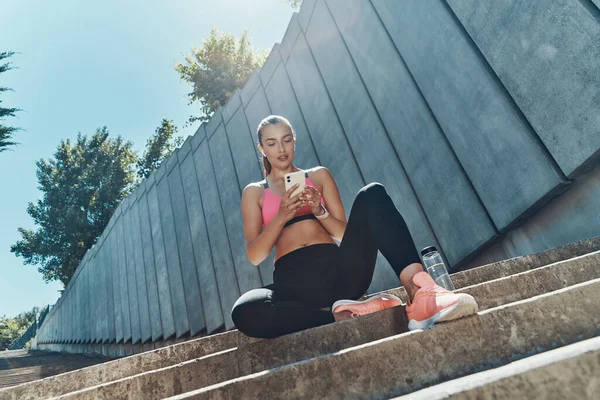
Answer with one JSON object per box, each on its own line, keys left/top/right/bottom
{"left": 262, "top": 171, "right": 326, "bottom": 228}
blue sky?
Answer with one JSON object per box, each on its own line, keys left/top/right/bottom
{"left": 0, "top": 0, "right": 295, "bottom": 318}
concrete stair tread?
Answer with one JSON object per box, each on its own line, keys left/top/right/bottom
{"left": 164, "top": 278, "right": 600, "bottom": 399}
{"left": 0, "top": 350, "right": 107, "bottom": 391}
{"left": 392, "top": 336, "right": 600, "bottom": 399}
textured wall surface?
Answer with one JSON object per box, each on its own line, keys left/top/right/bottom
{"left": 36, "top": 0, "right": 600, "bottom": 346}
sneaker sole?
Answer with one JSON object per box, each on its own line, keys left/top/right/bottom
{"left": 331, "top": 293, "right": 402, "bottom": 313}
{"left": 408, "top": 294, "right": 479, "bottom": 331}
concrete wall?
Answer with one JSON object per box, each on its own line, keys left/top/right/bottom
{"left": 35, "top": 0, "right": 600, "bottom": 348}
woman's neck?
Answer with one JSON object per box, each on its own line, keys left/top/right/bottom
{"left": 267, "top": 166, "right": 301, "bottom": 181}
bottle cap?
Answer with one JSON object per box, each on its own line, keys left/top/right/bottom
{"left": 420, "top": 246, "right": 437, "bottom": 257}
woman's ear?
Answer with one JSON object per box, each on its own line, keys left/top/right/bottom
{"left": 257, "top": 144, "right": 265, "bottom": 157}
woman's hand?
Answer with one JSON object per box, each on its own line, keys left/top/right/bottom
{"left": 301, "top": 186, "right": 324, "bottom": 216}
{"left": 276, "top": 184, "right": 307, "bottom": 223}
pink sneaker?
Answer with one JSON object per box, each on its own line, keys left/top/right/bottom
{"left": 406, "top": 271, "right": 478, "bottom": 330}
{"left": 332, "top": 293, "right": 403, "bottom": 322}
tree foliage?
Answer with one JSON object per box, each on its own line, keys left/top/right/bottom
{"left": 11, "top": 120, "right": 181, "bottom": 287}
{"left": 174, "top": 28, "right": 267, "bottom": 125}
{"left": 0, "top": 51, "right": 21, "bottom": 152}
{"left": 281, "top": 0, "right": 302, "bottom": 9}
{"left": 137, "top": 118, "right": 183, "bottom": 180}
{"left": 11, "top": 128, "right": 137, "bottom": 286}
{"left": 0, "top": 307, "right": 39, "bottom": 350}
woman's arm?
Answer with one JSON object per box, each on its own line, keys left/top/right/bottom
{"left": 241, "top": 185, "right": 284, "bottom": 266}
{"left": 310, "top": 167, "right": 347, "bottom": 242}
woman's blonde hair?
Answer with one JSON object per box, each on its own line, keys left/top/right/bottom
{"left": 256, "top": 115, "right": 296, "bottom": 177}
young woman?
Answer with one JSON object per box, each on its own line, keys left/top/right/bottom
{"left": 231, "top": 115, "right": 478, "bottom": 339}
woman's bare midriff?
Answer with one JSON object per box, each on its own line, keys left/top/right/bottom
{"left": 273, "top": 220, "right": 336, "bottom": 262}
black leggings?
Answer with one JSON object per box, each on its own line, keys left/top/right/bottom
{"left": 231, "top": 183, "right": 421, "bottom": 338}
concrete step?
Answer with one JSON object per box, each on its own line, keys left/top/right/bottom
{"left": 169, "top": 277, "right": 600, "bottom": 399}
{"left": 46, "top": 250, "right": 600, "bottom": 400}
{"left": 0, "top": 331, "right": 258, "bottom": 400}
{"left": 393, "top": 336, "right": 600, "bottom": 400}
{"left": 0, "top": 350, "right": 107, "bottom": 391}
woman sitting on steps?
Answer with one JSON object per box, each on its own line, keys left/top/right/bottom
{"left": 231, "top": 115, "right": 478, "bottom": 339}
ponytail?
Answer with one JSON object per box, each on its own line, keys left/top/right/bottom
{"left": 262, "top": 154, "right": 272, "bottom": 178}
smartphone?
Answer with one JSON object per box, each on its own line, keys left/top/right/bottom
{"left": 284, "top": 170, "right": 306, "bottom": 198}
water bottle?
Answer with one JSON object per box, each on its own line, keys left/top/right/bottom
{"left": 420, "top": 246, "right": 455, "bottom": 291}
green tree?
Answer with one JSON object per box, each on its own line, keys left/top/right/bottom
{"left": 174, "top": 28, "right": 268, "bottom": 125}
{"left": 281, "top": 0, "right": 302, "bottom": 9}
{"left": 0, "top": 306, "right": 40, "bottom": 350}
{"left": 11, "top": 128, "right": 137, "bottom": 286}
{"left": 137, "top": 119, "right": 183, "bottom": 180}
{"left": 0, "top": 51, "right": 21, "bottom": 152}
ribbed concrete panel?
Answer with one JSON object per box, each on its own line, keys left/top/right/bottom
{"left": 179, "top": 144, "right": 225, "bottom": 333}
{"left": 224, "top": 108, "right": 272, "bottom": 285}
{"left": 94, "top": 251, "right": 101, "bottom": 343}
{"left": 264, "top": 61, "right": 320, "bottom": 170}
{"left": 71, "top": 265, "right": 78, "bottom": 343}
{"left": 123, "top": 205, "right": 142, "bottom": 345}
{"left": 210, "top": 124, "right": 263, "bottom": 292}
{"left": 93, "top": 248, "right": 103, "bottom": 343}
{"left": 242, "top": 86, "right": 270, "bottom": 172}
{"left": 221, "top": 90, "right": 242, "bottom": 125}
{"left": 156, "top": 168, "right": 190, "bottom": 339}
{"left": 325, "top": 0, "right": 497, "bottom": 265}
{"left": 86, "top": 255, "right": 93, "bottom": 343}
{"left": 225, "top": 108, "right": 263, "bottom": 192}
{"left": 205, "top": 108, "right": 223, "bottom": 140}
{"left": 286, "top": 31, "right": 436, "bottom": 291}
{"left": 447, "top": 0, "right": 600, "bottom": 178}
{"left": 178, "top": 136, "right": 192, "bottom": 162}
{"left": 65, "top": 289, "right": 70, "bottom": 343}
{"left": 147, "top": 178, "right": 177, "bottom": 340}
{"left": 101, "top": 222, "right": 113, "bottom": 343}
{"left": 123, "top": 200, "right": 147, "bottom": 344}
{"left": 109, "top": 229, "right": 123, "bottom": 343}
{"left": 240, "top": 72, "right": 262, "bottom": 108}
{"left": 372, "top": 0, "right": 566, "bottom": 231}
{"left": 259, "top": 44, "right": 281, "bottom": 87}
{"left": 82, "top": 260, "right": 90, "bottom": 343}
{"left": 243, "top": 85, "right": 271, "bottom": 134}
{"left": 115, "top": 212, "right": 132, "bottom": 343}
{"left": 191, "top": 124, "right": 206, "bottom": 152}
{"left": 76, "top": 266, "right": 82, "bottom": 343}
{"left": 137, "top": 178, "right": 165, "bottom": 341}
{"left": 88, "top": 258, "right": 95, "bottom": 343}
{"left": 279, "top": 13, "right": 302, "bottom": 62}
{"left": 100, "top": 239, "right": 113, "bottom": 343}
{"left": 193, "top": 140, "right": 240, "bottom": 329}
{"left": 129, "top": 194, "right": 152, "bottom": 344}
{"left": 166, "top": 154, "right": 206, "bottom": 337}
{"left": 298, "top": 0, "right": 317, "bottom": 32}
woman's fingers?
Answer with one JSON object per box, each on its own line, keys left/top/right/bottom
{"left": 285, "top": 183, "right": 299, "bottom": 199}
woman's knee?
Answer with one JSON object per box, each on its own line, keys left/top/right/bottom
{"left": 231, "top": 289, "right": 277, "bottom": 338}
{"left": 357, "top": 182, "right": 388, "bottom": 203}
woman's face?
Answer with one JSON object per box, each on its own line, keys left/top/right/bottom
{"left": 258, "top": 122, "right": 296, "bottom": 168}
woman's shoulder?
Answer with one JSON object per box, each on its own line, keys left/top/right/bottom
{"left": 242, "top": 180, "right": 266, "bottom": 199}
{"left": 306, "top": 166, "right": 332, "bottom": 182}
